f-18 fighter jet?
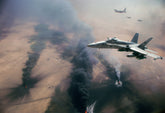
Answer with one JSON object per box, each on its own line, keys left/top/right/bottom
{"left": 137, "top": 19, "right": 143, "bottom": 22}
{"left": 88, "top": 33, "right": 163, "bottom": 60}
{"left": 114, "top": 8, "right": 126, "bottom": 13}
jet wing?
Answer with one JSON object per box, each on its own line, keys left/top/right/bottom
{"left": 130, "top": 47, "right": 163, "bottom": 60}
{"left": 146, "top": 49, "right": 157, "bottom": 54}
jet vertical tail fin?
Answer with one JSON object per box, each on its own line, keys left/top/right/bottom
{"left": 138, "top": 37, "right": 153, "bottom": 49}
{"left": 131, "top": 33, "right": 139, "bottom": 43}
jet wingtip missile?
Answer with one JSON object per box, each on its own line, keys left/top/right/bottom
{"left": 154, "top": 56, "right": 163, "bottom": 60}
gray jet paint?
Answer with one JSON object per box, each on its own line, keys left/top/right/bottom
{"left": 88, "top": 33, "right": 163, "bottom": 60}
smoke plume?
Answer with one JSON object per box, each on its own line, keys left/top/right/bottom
{"left": 17, "top": 1, "right": 96, "bottom": 113}
{"left": 1, "top": 0, "right": 165, "bottom": 113}
{"left": 161, "top": 0, "right": 165, "bottom": 6}
{"left": 68, "top": 41, "right": 94, "bottom": 113}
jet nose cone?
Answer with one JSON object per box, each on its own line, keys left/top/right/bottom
{"left": 87, "top": 44, "right": 91, "bottom": 47}
{"left": 87, "top": 43, "right": 95, "bottom": 47}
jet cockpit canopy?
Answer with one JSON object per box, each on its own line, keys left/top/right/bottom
{"left": 106, "top": 37, "right": 118, "bottom": 43}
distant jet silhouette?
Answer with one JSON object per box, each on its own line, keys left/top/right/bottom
{"left": 114, "top": 8, "right": 126, "bottom": 13}
{"left": 137, "top": 19, "right": 143, "bottom": 22}
{"left": 127, "top": 16, "right": 131, "bottom": 19}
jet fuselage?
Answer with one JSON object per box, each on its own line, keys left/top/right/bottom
{"left": 88, "top": 38, "right": 135, "bottom": 51}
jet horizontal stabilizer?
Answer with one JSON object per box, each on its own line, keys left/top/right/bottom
{"left": 138, "top": 37, "right": 153, "bottom": 49}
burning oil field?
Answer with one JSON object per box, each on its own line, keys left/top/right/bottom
{"left": 0, "top": 0, "right": 165, "bottom": 113}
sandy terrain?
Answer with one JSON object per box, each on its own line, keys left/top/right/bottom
{"left": 0, "top": 23, "right": 34, "bottom": 92}
{"left": 0, "top": 23, "right": 72, "bottom": 113}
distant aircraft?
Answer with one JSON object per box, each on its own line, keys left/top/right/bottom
{"left": 127, "top": 16, "right": 131, "bottom": 19}
{"left": 88, "top": 33, "right": 163, "bottom": 60}
{"left": 137, "top": 19, "right": 143, "bottom": 22}
{"left": 114, "top": 8, "right": 126, "bottom": 13}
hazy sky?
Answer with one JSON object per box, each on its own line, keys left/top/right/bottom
{"left": 70, "top": 0, "right": 165, "bottom": 42}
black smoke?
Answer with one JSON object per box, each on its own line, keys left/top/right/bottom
{"left": 7, "top": 26, "right": 45, "bottom": 100}
{"left": 0, "top": 98, "right": 5, "bottom": 113}
{"left": 46, "top": 37, "right": 95, "bottom": 113}
{"left": 7, "top": 23, "right": 69, "bottom": 101}
{"left": 1, "top": 0, "right": 165, "bottom": 113}
{"left": 0, "top": 0, "right": 95, "bottom": 110}
{"left": 0, "top": 0, "right": 8, "bottom": 39}
{"left": 0, "top": 0, "right": 6, "bottom": 13}
{"left": 0, "top": 0, "right": 19, "bottom": 39}
{"left": 25, "top": 0, "right": 96, "bottom": 113}
{"left": 161, "top": 0, "right": 165, "bottom": 7}
{"left": 68, "top": 69, "right": 90, "bottom": 112}
{"left": 87, "top": 54, "right": 165, "bottom": 113}
{"left": 68, "top": 40, "right": 94, "bottom": 113}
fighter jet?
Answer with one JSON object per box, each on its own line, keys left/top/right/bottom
{"left": 137, "top": 19, "right": 143, "bottom": 22}
{"left": 88, "top": 33, "right": 163, "bottom": 60}
{"left": 127, "top": 16, "right": 131, "bottom": 19}
{"left": 114, "top": 8, "right": 126, "bottom": 13}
